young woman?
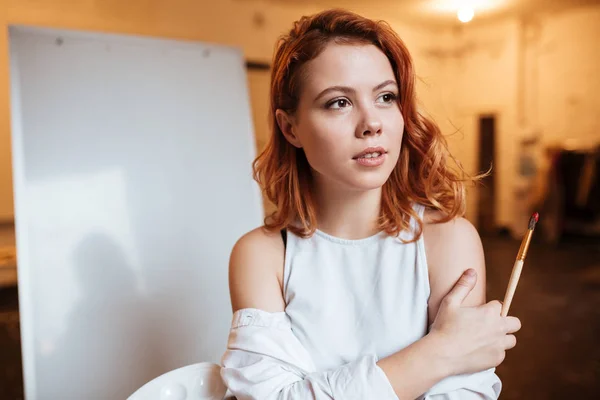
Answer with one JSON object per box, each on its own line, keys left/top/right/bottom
{"left": 221, "top": 9, "right": 521, "bottom": 400}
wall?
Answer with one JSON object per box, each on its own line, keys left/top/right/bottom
{"left": 438, "top": 4, "right": 600, "bottom": 230}
{"left": 0, "top": 0, "right": 11, "bottom": 221}
{"left": 441, "top": 19, "right": 521, "bottom": 226}
{"left": 536, "top": 6, "right": 600, "bottom": 147}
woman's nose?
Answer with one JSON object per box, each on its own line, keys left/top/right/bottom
{"left": 355, "top": 109, "right": 382, "bottom": 138}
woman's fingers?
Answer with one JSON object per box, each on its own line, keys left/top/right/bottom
{"left": 504, "top": 334, "right": 517, "bottom": 350}
{"left": 443, "top": 269, "right": 478, "bottom": 308}
{"left": 504, "top": 316, "right": 522, "bottom": 333}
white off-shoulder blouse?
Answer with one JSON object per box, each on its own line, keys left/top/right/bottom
{"left": 221, "top": 204, "right": 501, "bottom": 399}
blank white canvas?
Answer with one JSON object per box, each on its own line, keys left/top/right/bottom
{"left": 9, "top": 26, "right": 263, "bottom": 399}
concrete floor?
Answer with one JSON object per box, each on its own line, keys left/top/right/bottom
{"left": 0, "top": 285, "right": 21, "bottom": 399}
{"left": 0, "top": 234, "right": 598, "bottom": 399}
{"left": 484, "top": 234, "right": 600, "bottom": 399}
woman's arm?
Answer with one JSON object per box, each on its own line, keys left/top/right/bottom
{"left": 424, "top": 213, "right": 487, "bottom": 324}
{"left": 423, "top": 213, "right": 518, "bottom": 377}
{"left": 377, "top": 213, "right": 521, "bottom": 399}
{"left": 416, "top": 213, "right": 509, "bottom": 399}
{"left": 228, "top": 227, "right": 287, "bottom": 314}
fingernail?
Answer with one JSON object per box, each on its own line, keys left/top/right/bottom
{"left": 465, "top": 268, "right": 476, "bottom": 277}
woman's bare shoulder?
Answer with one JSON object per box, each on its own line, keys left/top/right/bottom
{"left": 422, "top": 209, "right": 482, "bottom": 251}
{"left": 422, "top": 209, "right": 487, "bottom": 323}
{"left": 228, "top": 226, "right": 286, "bottom": 313}
{"left": 232, "top": 226, "right": 284, "bottom": 258}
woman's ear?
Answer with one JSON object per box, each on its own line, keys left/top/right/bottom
{"left": 275, "top": 109, "right": 302, "bottom": 148}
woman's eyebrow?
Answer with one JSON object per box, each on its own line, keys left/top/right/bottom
{"left": 314, "top": 80, "right": 398, "bottom": 102}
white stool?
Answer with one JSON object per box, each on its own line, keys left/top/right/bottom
{"left": 128, "top": 362, "right": 228, "bottom": 400}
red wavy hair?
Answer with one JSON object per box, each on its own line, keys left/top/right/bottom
{"left": 253, "top": 9, "right": 473, "bottom": 241}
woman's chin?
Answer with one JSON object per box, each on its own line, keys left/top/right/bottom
{"left": 314, "top": 166, "right": 394, "bottom": 192}
{"left": 346, "top": 175, "right": 391, "bottom": 192}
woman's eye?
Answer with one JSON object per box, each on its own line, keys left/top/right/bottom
{"left": 378, "top": 93, "right": 398, "bottom": 104}
{"left": 327, "top": 98, "right": 351, "bottom": 109}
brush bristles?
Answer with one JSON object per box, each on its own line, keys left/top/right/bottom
{"left": 528, "top": 212, "right": 539, "bottom": 230}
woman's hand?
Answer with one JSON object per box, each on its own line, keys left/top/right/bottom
{"left": 429, "top": 268, "right": 522, "bottom": 376}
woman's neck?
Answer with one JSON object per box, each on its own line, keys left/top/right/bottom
{"left": 312, "top": 179, "right": 382, "bottom": 240}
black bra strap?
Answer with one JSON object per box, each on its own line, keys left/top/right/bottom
{"left": 280, "top": 229, "right": 287, "bottom": 249}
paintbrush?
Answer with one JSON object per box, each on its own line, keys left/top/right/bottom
{"left": 501, "top": 212, "right": 539, "bottom": 317}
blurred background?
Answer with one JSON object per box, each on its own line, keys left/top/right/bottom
{"left": 0, "top": 0, "right": 598, "bottom": 398}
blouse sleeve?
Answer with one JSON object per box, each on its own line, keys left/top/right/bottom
{"left": 220, "top": 308, "right": 398, "bottom": 400}
{"left": 419, "top": 369, "right": 502, "bottom": 399}
{"left": 221, "top": 308, "right": 501, "bottom": 400}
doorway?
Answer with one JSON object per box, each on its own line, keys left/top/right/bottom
{"left": 477, "top": 114, "right": 497, "bottom": 235}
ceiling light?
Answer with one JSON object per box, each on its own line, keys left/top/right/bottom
{"left": 457, "top": 7, "right": 474, "bottom": 23}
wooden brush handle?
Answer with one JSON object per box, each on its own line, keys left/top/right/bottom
{"left": 501, "top": 259, "right": 524, "bottom": 317}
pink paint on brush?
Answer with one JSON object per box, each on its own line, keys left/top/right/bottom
{"left": 529, "top": 212, "right": 540, "bottom": 230}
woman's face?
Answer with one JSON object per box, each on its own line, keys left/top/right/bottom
{"left": 276, "top": 43, "right": 404, "bottom": 192}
